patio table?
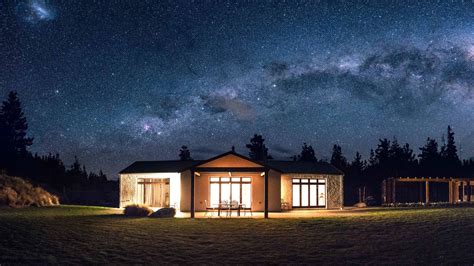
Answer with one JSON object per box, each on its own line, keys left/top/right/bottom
{"left": 217, "top": 202, "right": 242, "bottom": 217}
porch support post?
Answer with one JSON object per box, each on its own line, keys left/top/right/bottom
{"left": 392, "top": 179, "right": 396, "bottom": 203}
{"left": 190, "top": 169, "right": 195, "bottom": 218}
{"left": 449, "top": 180, "right": 453, "bottom": 204}
{"left": 467, "top": 181, "right": 472, "bottom": 202}
{"left": 425, "top": 180, "right": 430, "bottom": 205}
{"left": 264, "top": 169, "right": 269, "bottom": 219}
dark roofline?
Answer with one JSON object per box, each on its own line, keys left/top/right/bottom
{"left": 119, "top": 152, "right": 344, "bottom": 175}
{"left": 119, "top": 160, "right": 202, "bottom": 174}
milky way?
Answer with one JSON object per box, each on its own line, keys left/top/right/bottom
{"left": 1, "top": 1, "right": 473, "bottom": 178}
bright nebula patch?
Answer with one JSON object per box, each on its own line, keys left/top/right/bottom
{"left": 15, "top": 0, "right": 56, "bottom": 24}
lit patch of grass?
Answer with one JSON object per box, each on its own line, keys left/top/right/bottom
{"left": 1, "top": 206, "right": 474, "bottom": 264}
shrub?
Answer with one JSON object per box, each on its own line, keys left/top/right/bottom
{"left": 124, "top": 204, "right": 153, "bottom": 217}
{"left": 0, "top": 174, "right": 59, "bottom": 208}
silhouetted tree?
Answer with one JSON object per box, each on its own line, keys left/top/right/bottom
{"left": 387, "top": 138, "right": 416, "bottom": 177}
{"left": 299, "top": 143, "right": 316, "bottom": 161}
{"left": 368, "top": 149, "right": 376, "bottom": 167}
{"left": 419, "top": 138, "right": 440, "bottom": 175}
{"left": 89, "top": 170, "right": 107, "bottom": 186}
{"left": 179, "top": 145, "right": 193, "bottom": 161}
{"left": 0, "top": 91, "right": 33, "bottom": 169}
{"left": 330, "top": 144, "right": 348, "bottom": 171}
{"left": 246, "top": 134, "right": 272, "bottom": 160}
{"left": 343, "top": 151, "right": 367, "bottom": 205}
{"left": 350, "top": 152, "right": 365, "bottom": 178}
{"left": 374, "top": 138, "right": 391, "bottom": 167}
{"left": 440, "top": 126, "right": 461, "bottom": 174}
{"left": 66, "top": 156, "right": 89, "bottom": 188}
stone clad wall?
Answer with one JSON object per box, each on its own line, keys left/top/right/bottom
{"left": 281, "top": 174, "right": 344, "bottom": 209}
{"left": 326, "top": 175, "right": 343, "bottom": 209}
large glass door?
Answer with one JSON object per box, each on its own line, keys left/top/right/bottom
{"left": 292, "top": 178, "right": 326, "bottom": 208}
{"left": 137, "top": 178, "right": 170, "bottom": 207}
{"left": 209, "top": 177, "right": 252, "bottom": 208}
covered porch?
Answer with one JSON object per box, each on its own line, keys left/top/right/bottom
{"left": 187, "top": 166, "right": 276, "bottom": 219}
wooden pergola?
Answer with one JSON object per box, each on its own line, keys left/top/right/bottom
{"left": 382, "top": 177, "right": 474, "bottom": 204}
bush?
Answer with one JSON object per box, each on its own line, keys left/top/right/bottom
{"left": 0, "top": 174, "right": 59, "bottom": 207}
{"left": 149, "top": 207, "right": 176, "bottom": 218}
{"left": 124, "top": 204, "right": 153, "bottom": 217}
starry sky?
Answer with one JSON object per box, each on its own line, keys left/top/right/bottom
{"left": 1, "top": 0, "right": 474, "bottom": 178}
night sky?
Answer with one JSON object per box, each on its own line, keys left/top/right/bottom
{"left": 1, "top": 0, "right": 473, "bottom": 178}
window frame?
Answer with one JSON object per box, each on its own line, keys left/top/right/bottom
{"left": 209, "top": 176, "right": 252, "bottom": 208}
{"left": 291, "top": 178, "right": 326, "bottom": 208}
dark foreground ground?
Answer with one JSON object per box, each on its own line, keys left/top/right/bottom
{"left": 1, "top": 206, "right": 474, "bottom": 264}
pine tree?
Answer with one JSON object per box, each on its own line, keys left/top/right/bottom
{"left": 330, "top": 144, "right": 347, "bottom": 171}
{"left": 246, "top": 134, "right": 271, "bottom": 160}
{"left": 0, "top": 91, "right": 33, "bottom": 160}
{"left": 66, "top": 156, "right": 88, "bottom": 187}
{"left": 179, "top": 145, "right": 193, "bottom": 161}
{"left": 299, "top": 143, "right": 316, "bottom": 161}
{"left": 419, "top": 138, "right": 440, "bottom": 175}
{"left": 351, "top": 152, "right": 365, "bottom": 175}
{"left": 441, "top": 126, "right": 460, "bottom": 163}
{"left": 368, "top": 149, "right": 376, "bottom": 166}
{"left": 375, "top": 138, "right": 391, "bottom": 167}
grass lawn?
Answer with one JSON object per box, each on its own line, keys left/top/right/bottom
{"left": 1, "top": 206, "right": 474, "bottom": 264}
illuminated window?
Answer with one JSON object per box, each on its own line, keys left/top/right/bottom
{"left": 137, "top": 178, "right": 170, "bottom": 207}
{"left": 209, "top": 177, "right": 251, "bottom": 208}
{"left": 292, "top": 178, "right": 326, "bottom": 208}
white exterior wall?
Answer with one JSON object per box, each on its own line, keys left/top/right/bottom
{"left": 119, "top": 172, "right": 181, "bottom": 209}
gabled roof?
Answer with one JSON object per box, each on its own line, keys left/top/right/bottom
{"left": 265, "top": 160, "right": 344, "bottom": 175}
{"left": 119, "top": 160, "right": 203, "bottom": 174}
{"left": 193, "top": 151, "right": 266, "bottom": 168}
{"left": 119, "top": 151, "right": 344, "bottom": 175}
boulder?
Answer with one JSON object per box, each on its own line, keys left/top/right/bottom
{"left": 354, "top": 202, "right": 367, "bottom": 208}
{"left": 149, "top": 207, "right": 176, "bottom": 218}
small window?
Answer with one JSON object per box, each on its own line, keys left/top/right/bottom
{"left": 231, "top": 177, "right": 241, "bottom": 182}
{"left": 210, "top": 177, "right": 220, "bottom": 182}
{"left": 319, "top": 179, "right": 326, "bottom": 183}
{"left": 292, "top": 178, "right": 300, "bottom": 183}
{"left": 310, "top": 179, "right": 317, "bottom": 183}
{"left": 221, "top": 177, "right": 230, "bottom": 182}
{"left": 301, "top": 179, "right": 309, "bottom": 183}
{"left": 242, "top": 177, "right": 251, "bottom": 182}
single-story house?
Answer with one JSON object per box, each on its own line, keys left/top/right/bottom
{"left": 119, "top": 150, "right": 344, "bottom": 218}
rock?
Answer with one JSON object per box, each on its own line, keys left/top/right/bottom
{"left": 149, "top": 207, "right": 176, "bottom": 218}
{"left": 354, "top": 202, "right": 367, "bottom": 208}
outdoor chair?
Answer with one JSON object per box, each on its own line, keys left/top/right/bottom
{"left": 228, "top": 200, "right": 239, "bottom": 217}
{"left": 281, "top": 198, "right": 290, "bottom": 211}
{"left": 219, "top": 200, "right": 229, "bottom": 217}
{"left": 242, "top": 202, "right": 252, "bottom": 217}
{"left": 204, "top": 200, "right": 216, "bottom": 217}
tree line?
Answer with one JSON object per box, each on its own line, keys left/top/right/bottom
{"left": 0, "top": 91, "right": 117, "bottom": 206}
